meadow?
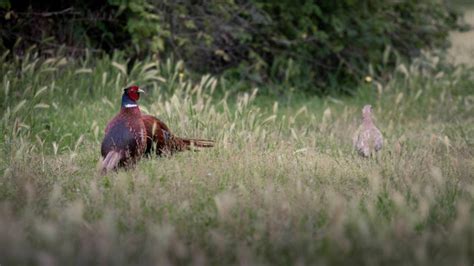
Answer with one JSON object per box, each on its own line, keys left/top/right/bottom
{"left": 0, "top": 48, "right": 473, "bottom": 265}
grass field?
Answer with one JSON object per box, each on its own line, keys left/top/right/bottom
{"left": 0, "top": 48, "right": 473, "bottom": 265}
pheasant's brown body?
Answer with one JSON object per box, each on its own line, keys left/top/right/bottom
{"left": 101, "top": 107, "right": 146, "bottom": 166}
{"left": 353, "top": 105, "right": 383, "bottom": 157}
{"left": 142, "top": 114, "right": 214, "bottom": 156}
{"left": 100, "top": 86, "right": 146, "bottom": 172}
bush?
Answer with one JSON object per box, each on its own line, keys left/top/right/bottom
{"left": 0, "top": 0, "right": 460, "bottom": 93}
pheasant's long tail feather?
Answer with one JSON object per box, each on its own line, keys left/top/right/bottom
{"left": 180, "top": 138, "right": 215, "bottom": 148}
{"left": 101, "top": 151, "right": 122, "bottom": 174}
{"left": 166, "top": 136, "right": 214, "bottom": 153}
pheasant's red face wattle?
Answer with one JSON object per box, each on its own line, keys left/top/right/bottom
{"left": 127, "top": 86, "right": 141, "bottom": 101}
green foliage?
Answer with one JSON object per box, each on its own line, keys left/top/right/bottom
{"left": 0, "top": 0, "right": 10, "bottom": 9}
{"left": 108, "top": 0, "right": 167, "bottom": 52}
{"left": 107, "top": 0, "right": 459, "bottom": 93}
{"left": 0, "top": 0, "right": 461, "bottom": 93}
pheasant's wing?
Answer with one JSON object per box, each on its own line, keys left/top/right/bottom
{"left": 142, "top": 114, "right": 175, "bottom": 154}
{"left": 142, "top": 115, "right": 171, "bottom": 140}
{"left": 373, "top": 126, "right": 383, "bottom": 151}
{"left": 142, "top": 115, "right": 157, "bottom": 140}
{"left": 101, "top": 118, "right": 140, "bottom": 157}
{"left": 104, "top": 114, "right": 119, "bottom": 134}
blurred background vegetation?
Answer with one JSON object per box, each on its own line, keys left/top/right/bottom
{"left": 0, "top": 0, "right": 464, "bottom": 94}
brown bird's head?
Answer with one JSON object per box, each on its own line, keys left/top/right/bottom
{"left": 122, "top": 85, "right": 144, "bottom": 108}
{"left": 362, "top": 105, "right": 373, "bottom": 120}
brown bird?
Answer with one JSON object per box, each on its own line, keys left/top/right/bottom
{"left": 353, "top": 105, "right": 383, "bottom": 157}
{"left": 100, "top": 85, "right": 214, "bottom": 173}
{"left": 141, "top": 114, "right": 214, "bottom": 156}
{"left": 100, "top": 86, "right": 146, "bottom": 172}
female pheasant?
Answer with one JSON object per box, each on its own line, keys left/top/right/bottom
{"left": 353, "top": 105, "right": 383, "bottom": 157}
{"left": 100, "top": 86, "right": 146, "bottom": 172}
{"left": 141, "top": 114, "right": 214, "bottom": 156}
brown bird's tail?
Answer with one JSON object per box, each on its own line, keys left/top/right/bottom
{"left": 162, "top": 136, "right": 214, "bottom": 154}
{"left": 180, "top": 138, "right": 215, "bottom": 148}
{"left": 100, "top": 151, "right": 122, "bottom": 173}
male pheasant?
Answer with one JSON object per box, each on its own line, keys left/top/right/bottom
{"left": 100, "top": 86, "right": 146, "bottom": 172}
{"left": 141, "top": 114, "right": 214, "bottom": 156}
{"left": 353, "top": 105, "right": 383, "bottom": 157}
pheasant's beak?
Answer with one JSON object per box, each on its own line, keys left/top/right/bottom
{"left": 138, "top": 88, "right": 145, "bottom": 93}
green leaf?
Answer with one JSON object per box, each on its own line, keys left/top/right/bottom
{"left": 0, "top": 0, "right": 11, "bottom": 9}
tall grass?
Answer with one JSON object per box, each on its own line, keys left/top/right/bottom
{"left": 0, "top": 49, "right": 473, "bottom": 265}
